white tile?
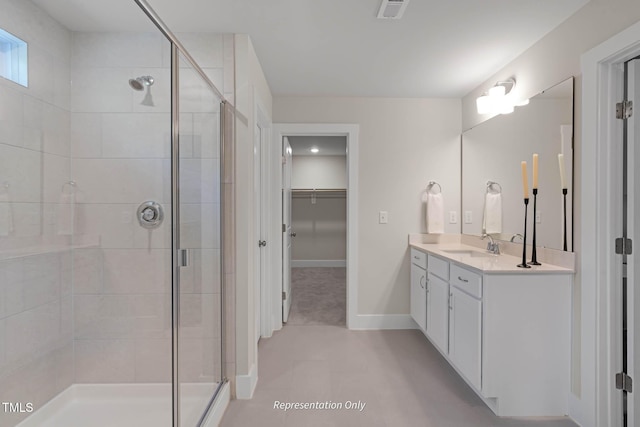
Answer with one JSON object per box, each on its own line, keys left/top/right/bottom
{"left": 42, "top": 104, "right": 71, "bottom": 157}
{"left": 9, "top": 202, "right": 42, "bottom": 238}
{"left": 74, "top": 294, "right": 135, "bottom": 340}
{"left": 5, "top": 300, "right": 60, "bottom": 365}
{"left": 22, "top": 253, "right": 61, "bottom": 310}
{"left": 73, "top": 248, "right": 104, "bottom": 294}
{"left": 102, "top": 249, "right": 171, "bottom": 294}
{"left": 74, "top": 339, "right": 135, "bottom": 383}
{"left": 134, "top": 338, "right": 171, "bottom": 382}
{"left": 72, "top": 158, "right": 169, "bottom": 204}
{"left": 76, "top": 203, "right": 135, "bottom": 248}
{"left": 43, "top": 152, "right": 71, "bottom": 203}
{"left": 22, "top": 94, "right": 45, "bottom": 151}
{"left": 179, "top": 159, "right": 220, "bottom": 204}
{"left": 0, "top": 85, "right": 24, "bottom": 147}
{"left": 192, "top": 112, "right": 220, "bottom": 159}
{"left": 71, "top": 67, "right": 133, "bottom": 113}
{"left": 178, "top": 68, "right": 220, "bottom": 113}
{"left": 71, "top": 113, "right": 102, "bottom": 158}
{"left": 101, "top": 113, "right": 171, "bottom": 158}
{"left": 203, "top": 68, "right": 224, "bottom": 94}
{"left": 28, "top": 45, "right": 55, "bottom": 104}
{"left": 180, "top": 203, "right": 220, "bottom": 249}
{"left": 133, "top": 294, "right": 171, "bottom": 339}
{"left": 0, "top": 144, "right": 42, "bottom": 203}
{"left": 178, "top": 249, "right": 221, "bottom": 295}
{"left": 0, "top": 258, "right": 24, "bottom": 319}
{"left": 174, "top": 33, "right": 224, "bottom": 69}
{"left": 53, "top": 58, "right": 71, "bottom": 110}
{"left": 72, "top": 32, "right": 164, "bottom": 68}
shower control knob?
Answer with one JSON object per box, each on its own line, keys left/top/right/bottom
{"left": 137, "top": 201, "right": 164, "bottom": 229}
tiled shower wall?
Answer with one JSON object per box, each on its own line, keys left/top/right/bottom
{"left": 0, "top": 0, "right": 73, "bottom": 426}
{"left": 1, "top": 0, "right": 235, "bottom": 423}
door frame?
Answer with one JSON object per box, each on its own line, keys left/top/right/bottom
{"left": 254, "top": 93, "right": 272, "bottom": 341}
{"left": 581, "top": 19, "right": 640, "bottom": 427}
{"left": 267, "top": 123, "right": 359, "bottom": 334}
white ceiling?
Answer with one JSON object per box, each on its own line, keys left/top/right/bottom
{"left": 34, "top": 0, "right": 589, "bottom": 98}
{"left": 288, "top": 136, "right": 347, "bottom": 157}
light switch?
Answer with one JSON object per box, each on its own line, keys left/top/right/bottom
{"left": 379, "top": 211, "right": 388, "bottom": 224}
{"left": 449, "top": 211, "right": 458, "bottom": 224}
{"left": 464, "top": 211, "right": 473, "bottom": 224}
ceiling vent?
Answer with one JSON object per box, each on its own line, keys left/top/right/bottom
{"left": 377, "top": 0, "right": 409, "bottom": 19}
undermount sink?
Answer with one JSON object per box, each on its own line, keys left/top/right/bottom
{"left": 442, "top": 249, "right": 496, "bottom": 258}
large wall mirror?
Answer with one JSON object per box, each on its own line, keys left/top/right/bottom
{"left": 461, "top": 77, "right": 574, "bottom": 251}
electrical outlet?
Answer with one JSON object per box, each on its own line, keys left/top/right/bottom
{"left": 449, "top": 211, "right": 458, "bottom": 224}
{"left": 379, "top": 211, "right": 388, "bottom": 224}
{"left": 535, "top": 211, "right": 542, "bottom": 223}
{"left": 464, "top": 211, "right": 473, "bottom": 224}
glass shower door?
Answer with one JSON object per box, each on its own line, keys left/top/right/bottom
{"left": 175, "top": 49, "right": 223, "bottom": 426}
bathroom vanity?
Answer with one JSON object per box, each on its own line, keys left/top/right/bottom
{"left": 409, "top": 236, "right": 573, "bottom": 417}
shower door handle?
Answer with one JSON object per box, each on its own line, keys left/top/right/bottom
{"left": 179, "top": 249, "right": 190, "bottom": 267}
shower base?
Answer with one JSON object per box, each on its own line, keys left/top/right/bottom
{"left": 15, "top": 382, "right": 229, "bottom": 427}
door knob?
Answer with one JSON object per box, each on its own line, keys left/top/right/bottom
{"left": 258, "top": 240, "right": 267, "bottom": 247}
{"left": 290, "top": 232, "right": 297, "bottom": 237}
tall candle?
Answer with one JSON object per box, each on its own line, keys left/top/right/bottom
{"left": 521, "top": 161, "right": 529, "bottom": 199}
{"left": 532, "top": 153, "right": 539, "bottom": 189}
{"left": 558, "top": 153, "right": 566, "bottom": 189}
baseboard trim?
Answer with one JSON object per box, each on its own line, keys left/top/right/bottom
{"left": 292, "top": 260, "right": 346, "bottom": 268}
{"left": 568, "top": 392, "right": 586, "bottom": 426}
{"left": 235, "top": 363, "right": 258, "bottom": 399}
{"left": 349, "top": 314, "right": 418, "bottom": 330}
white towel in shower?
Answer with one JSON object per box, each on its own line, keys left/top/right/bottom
{"left": 0, "top": 192, "right": 14, "bottom": 236}
{"left": 56, "top": 192, "right": 75, "bottom": 235}
{"left": 482, "top": 192, "right": 502, "bottom": 234}
{"left": 426, "top": 192, "right": 444, "bottom": 234}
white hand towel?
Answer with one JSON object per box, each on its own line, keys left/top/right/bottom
{"left": 483, "top": 192, "right": 502, "bottom": 234}
{"left": 0, "top": 192, "right": 14, "bottom": 237}
{"left": 56, "top": 192, "right": 75, "bottom": 235}
{"left": 426, "top": 192, "right": 444, "bottom": 234}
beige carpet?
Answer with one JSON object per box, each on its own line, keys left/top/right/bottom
{"left": 288, "top": 267, "right": 346, "bottom": 326}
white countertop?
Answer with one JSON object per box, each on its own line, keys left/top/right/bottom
{"left": 409, "top": 241, "right": 575, "bottom": 275}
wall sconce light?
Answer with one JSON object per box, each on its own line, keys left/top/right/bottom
{"left": 476, "top": 78, "right": 529, "bottom": 115}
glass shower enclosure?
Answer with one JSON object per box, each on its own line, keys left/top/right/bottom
{"left": 0, "top": 0, "right": 229, "bottom": 425}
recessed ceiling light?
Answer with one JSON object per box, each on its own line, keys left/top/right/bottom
{"left": 310, "top": 147, "right": 319, "bottom": 153}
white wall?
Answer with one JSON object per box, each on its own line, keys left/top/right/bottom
{"left": 460, "top": 1, "right": 640, "bottom": 424}
{"left": 274, "top": 97, "right": 461, "bottom": 315}
{"left": 292, "top": 155, "right": 346, "bottom": 189}
{"left": 233, "top": 34, "right": 273, "bottom": 383}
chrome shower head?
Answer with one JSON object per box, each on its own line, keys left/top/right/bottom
{"left": 128, "top": 76, "right": 154, "bottom": 91}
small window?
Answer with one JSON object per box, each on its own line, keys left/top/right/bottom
{"left": 0, "top": 28, "right": 28, "bottom": 87}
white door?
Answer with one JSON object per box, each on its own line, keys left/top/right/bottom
{"left": 410, "top": 263, "right": 427, "bottom": 331}
{"left": 449, "top": 286, "right": 482, "bottom": 390}
{"left": 282, "top": 137, "right": 293, "bottom": 322}
{"left": 254, "top": 125, "right": 264, "bottom": 343}
{"left": 427, "top": 272, "right": 449, "bottom": 354}
{"left": 627, "top": 58, "right": 640, "bottom": 427}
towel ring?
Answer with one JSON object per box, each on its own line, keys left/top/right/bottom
{"left": 62, "top": 181, "right": 77, "bottom": 194}
{"left": 427, "top": 181, "right": 442, "bottom": 194}
{"left": 486, "top": 181, "right": 502, "bottom": 193}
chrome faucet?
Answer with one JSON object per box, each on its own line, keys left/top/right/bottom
{"left": 482, "top": 233, "right": 500, "bottom": 255}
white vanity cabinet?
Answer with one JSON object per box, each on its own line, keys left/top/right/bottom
{"left": 449, "top": 283, "right": 482, "bottom": 391}
{"left": 410, "top": 249, "right": 427, "bottom": 331}
{"left": 408, "top": 242, "right": 573, "bottom": 417}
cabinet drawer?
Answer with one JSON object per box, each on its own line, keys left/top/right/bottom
{"left": 450, "top": 264, "right": 482, "bottom": 298}
{"left": 410, "top": 248, "right": 427, "bottom": 269}
{"left": 428, "top": 254, "right": 449, "bottom": 280}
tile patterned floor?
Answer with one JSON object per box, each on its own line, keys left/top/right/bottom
{"left": 220, "top": 325, "right": 579, "bottom": 427}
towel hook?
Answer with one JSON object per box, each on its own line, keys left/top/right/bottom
{"left": 62, "top": 181, "right": 77, "bottom": 194}
{"left": 427, "top": 181, "right": 442, "bottom": 194}
{"left": 486, "top": 181, "right": 502, "bottom": 194}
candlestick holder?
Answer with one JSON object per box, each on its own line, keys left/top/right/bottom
{"left": 562, "top": 188, "right": 568, "bottom": 251}
{"left": 529, "top": 188, "right": 541, "bottom": 265}
{"left": 517, "top": 198, "right": 531, "bottom": 268}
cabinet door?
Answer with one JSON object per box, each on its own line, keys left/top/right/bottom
{"left": 449, "top": 286, "right": 482, "bottom": 390}
{"left": 410, "top": 263, "right": 427, "bottom": 331}
{"left": 427, "top": 272, "right": 449, "bottom": 354}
